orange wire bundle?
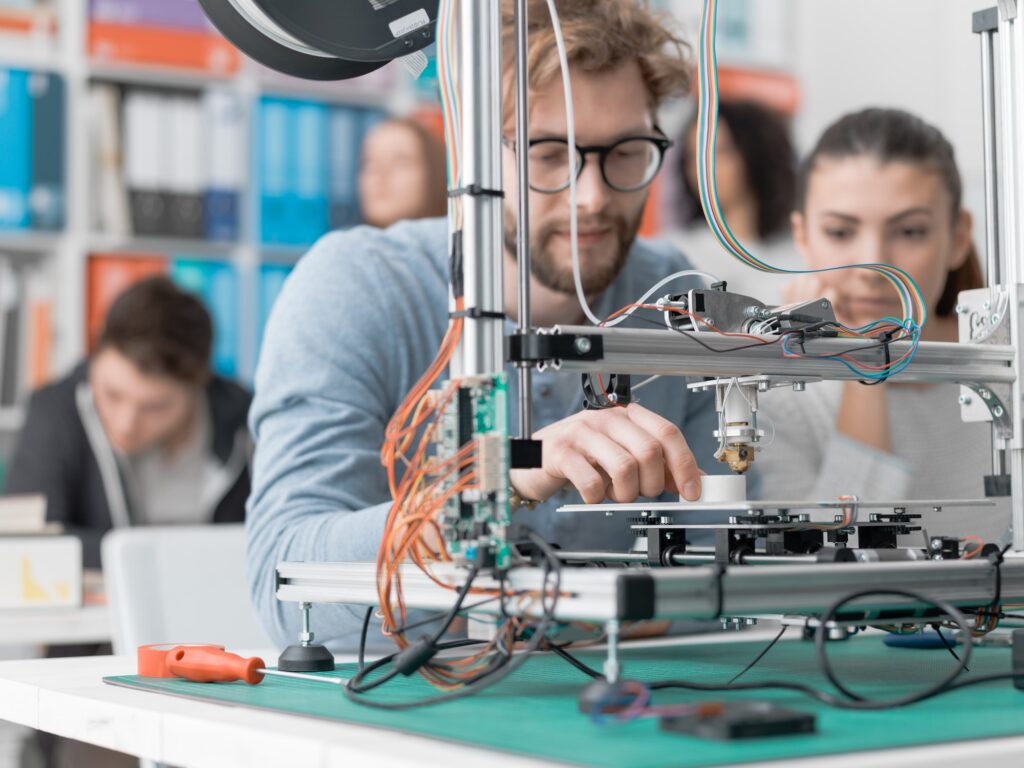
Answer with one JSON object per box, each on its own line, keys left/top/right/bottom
{"left": 375, "top": 298, "right": 520, "bottom": 688}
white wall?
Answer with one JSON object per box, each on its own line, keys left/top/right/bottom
{"left": 662, "top": 1, "right": 997, "bottom": 251}
{"left": 792, "top": 0, "right": 994, "bottom": 243}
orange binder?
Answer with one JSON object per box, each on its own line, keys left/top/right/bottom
{"left": 88, "top": 22, "right": 241, "bottom": 75}
{"left": 86, "top": 254, "right": 168, "bottom": 351}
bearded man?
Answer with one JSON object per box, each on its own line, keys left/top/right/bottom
{"left": 247, "top": 0, "right": 740, "bottom": 648}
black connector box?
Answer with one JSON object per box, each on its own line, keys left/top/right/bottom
{"left": 660, "top": 701, "right": 816, "bottom": 740}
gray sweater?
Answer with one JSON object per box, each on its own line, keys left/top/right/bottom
{"left": 246, "top": 218, "right": 746, "bottom": 650}
{"left": 755, "top": 380, "right": 1010, "bottom": 546}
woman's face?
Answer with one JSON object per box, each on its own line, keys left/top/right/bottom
{"left": 792, "top": 156, "right": 972, "bottom": 326}
{"left": 358, "top": 123, "right": 430, "bottom": 228}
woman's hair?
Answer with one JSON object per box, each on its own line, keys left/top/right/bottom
{"left": 679, "top": 100, "right": 796, "bottom": 240}
{"left": 95, "top": 276, "right": 212, "bottom": 385}
{"left": 366, "top": 117, "right": 448, "bottom": 221}
{"left": 797, "top": 107, "right": 983, "bottom": 316}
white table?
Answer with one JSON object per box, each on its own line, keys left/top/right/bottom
{"left": 1, "top": 649, "right": 1024, "bottom": 768}
{"left": 0, "top": 605, "right": 110, "bottom": 647}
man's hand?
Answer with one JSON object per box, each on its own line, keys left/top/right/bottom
{"left": 509, "top": 402, "right": 702, "bottom": 504}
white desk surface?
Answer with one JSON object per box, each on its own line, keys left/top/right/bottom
{"left": 1, "top": 650, "right": 1024, "bottom": 768}
{"left": 0, "top": 605, "right": 110, "bottom": 647}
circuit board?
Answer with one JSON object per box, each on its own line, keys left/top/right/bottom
{"left": 438, "top": 373, "right": 512, "bottom": 571}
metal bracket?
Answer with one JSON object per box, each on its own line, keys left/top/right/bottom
{"left": 956, "top": 286, "right": 1015, "bottom": 435}
{"left": 506, "top": 331, "right": 604, "bottom": 366}
{"left": 997, "top": 0, "right": 1018, "bottom": 21}
{"left": 974, "top": 7, "right": 1000, "bottom": 32}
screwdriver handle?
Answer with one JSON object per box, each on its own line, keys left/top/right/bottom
{"left": 165, "top": 646, "right": 266, "bottom": 685}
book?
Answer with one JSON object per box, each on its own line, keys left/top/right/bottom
{"left": 0, "top": 68, "right": 31, "bottom": 231}
{"left": 86, "top": 252, "right": 167, "bottom": 350}
{"left": 88, "top": 20, "right": 240, "bottom": 74}
{"left": 201, "top": 88, "right": 242, "bottom": 242}
{"left": 255, "top": 263, "right": 291, "bottom": 367}
{"left": 88, "top": 82, "right": 130, "bottom": 235}
{"left": 0, "top": 493, "right": 45, "bottom": 534}
{"left": 27, "top": 70, "right": 64, "bottom": 231}
{"left": 0, "top": 535, "right": 82, "bottom": 609}
{"left": 257, "top": 97, "right": 291, "bottom": 245}
{"left": 292, "top": 100, "right": 329, "bottom": 245}
{"left": 123, "top": 89, "right": 170, "bottom": 237}
{"left": 89, "top": 0, "right": 210, "bottom": 31}
{"left": 166, "top": 94, "right": 204, "bottom": 239}
{"left": 327, "top": 106, "right": 363, "bottom": 231}
{"left": 170, "top": 257, "right": 239, "bottom": 378}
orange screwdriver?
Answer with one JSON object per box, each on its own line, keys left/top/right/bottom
{"left": 139, "top": 644, "right": 349, "bottom": 687}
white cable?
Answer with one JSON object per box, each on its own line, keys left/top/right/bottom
{"left": 543, "top": 0, "right": 719, "bottom": 328}
{"left": 631, "top": 374, "right": 662, "bottom": 393}
{"left": 544, "top": 0, "right": 597, "bottom": 324}
{"left": 604, "top": 269, "right": 720, "bottom": 327}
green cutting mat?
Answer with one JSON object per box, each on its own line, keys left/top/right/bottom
{"left": 105, "top": 636, "right": 1024, "bottom": 767}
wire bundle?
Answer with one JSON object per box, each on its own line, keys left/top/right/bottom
{"left": 695, "top": 0, "right": 924, "bottom": 380}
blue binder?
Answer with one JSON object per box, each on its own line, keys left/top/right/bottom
{"left": 257, "top": 97, "right": 291, "bottom": 245}
{"left": 0, "top": 69, "right": 32, "bottom": 231}
{"left": 170, "top": 257, "right": 240, "bottom": 378}
{"left": 255, "top": 262, "right": 292, "bottom": 367}
{"left": 28, "top": 71, "right": 65, "bottom": 231}
{"left": 328, "top": 106, "right": 363, "bottom": 231}
{"left": 291, "top": 100, "right": 329, "bottom": 245}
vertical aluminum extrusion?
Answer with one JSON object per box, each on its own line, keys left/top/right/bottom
{"left": 978, "top": 13, "right": 1010, "bottom": 487}
{"left": 980, "top": 23, "right": 1001, "bottom": 287}
{"left": 996, "top": 0, "right": 1024, "bottom": 551}
{"left": 514, "top": 0, "right": 534, "bottom": 438}
{"left": 457, "top": 0, "right": 505, "bottom": 377}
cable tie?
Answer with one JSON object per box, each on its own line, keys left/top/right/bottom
{"left": 447, "top": 184, "right": 505, "bottom": 199}
{"left": 448, "top": 308, "right": 506, "bottom": 320}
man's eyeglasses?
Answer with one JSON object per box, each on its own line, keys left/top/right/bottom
{"left": 502, "top": 130, "right": 673, "bottom": 194}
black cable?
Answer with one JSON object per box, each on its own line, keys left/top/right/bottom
{"left": 930, "top": 622, "right": 966, "bottom": 670}
{"left": 358, "top": 606, "right": 373, "bottom": 671}
{"left": 348, "top": 562, "right": 480, "bottom": 695}
{"left": 728, "top": 625, "right": 788, "bottom": 684}
{"left": 631, "top": 313, "right": 789, "bottom": 354}
{"left": 549, "top": 644, "right": 601, "bottom": 679}
{"left": 813, "top": 588, "right": 972, "bottom": 706}
{"left": 343, "top": 526, "right": 563, "bottom": 710}
{"left": 644, "top": 588, "right": 984, "bottom": 711}
{"left": 389, "top": 595, "right": 503, "bottom": 635}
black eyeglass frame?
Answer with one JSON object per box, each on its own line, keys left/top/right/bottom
{"left": 502, "top": 128, "right": 673, "bottom": 194}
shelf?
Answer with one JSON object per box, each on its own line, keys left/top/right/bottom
{"left": 88, "top": 59, "right": 238, "bottom": 90}
{"left": 0, "top": 231, "right": 62, "bottom": 255}
{"left": 0, "top": 43, "right": 63, "bottom": 73}
{"left": 87, "top": 233, "right": 240, "bottom": 256}
{"left": 258, "top": 244, "right": 313, "bottom": 263}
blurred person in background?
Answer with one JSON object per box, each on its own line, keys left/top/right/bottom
{"left": 5, "top": 277, "right": 252, "bottom": 570}
{"left": 672, "top": 99, "right": 798, "bottom": 304}
{"left": 358, "top": 116, "right": 448, "bottom": 228}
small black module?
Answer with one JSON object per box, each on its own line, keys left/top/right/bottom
{"left": 660, "top": 701, "right": 816, "bottom": 740}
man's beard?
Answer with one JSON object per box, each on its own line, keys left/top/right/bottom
{"left": 503, "top": 209, "right": 642, "bottom": 296}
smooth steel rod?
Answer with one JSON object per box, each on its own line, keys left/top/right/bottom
{"left": 514, "top": 0, "right": 533, "bottom": 438}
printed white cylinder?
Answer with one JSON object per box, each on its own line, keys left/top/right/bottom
{"left": 689, "top": 474, "right": 747, "bottom": 503}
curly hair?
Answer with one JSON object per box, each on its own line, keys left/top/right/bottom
{"left": 679, "top": 100, "right": 796, "bottom": 240}
{"left": 501, "top": 0, "right": 692, "bottom": 119}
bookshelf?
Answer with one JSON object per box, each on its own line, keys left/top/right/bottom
{"left": 0, "top": 0, "right": 437, "bottom": 442}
